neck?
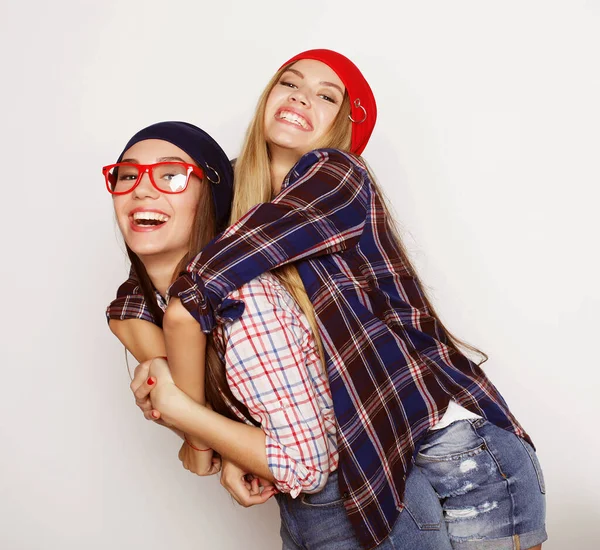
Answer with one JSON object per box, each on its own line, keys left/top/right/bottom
{"left": 269, "top": 144, "right": 302, "bottom": 195}
{"left": 140, "top": 251, "right": 186, "bottom": 297}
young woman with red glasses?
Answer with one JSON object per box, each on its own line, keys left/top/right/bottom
{"left": 109, "top": 50, "right": 546, "bottom": 550}
{"left": 105, "top": 121, "right": 235, "bottom": 476}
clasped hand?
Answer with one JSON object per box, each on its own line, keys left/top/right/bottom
{"left": 129, "top": 358, "right": 277, "bottom": 505}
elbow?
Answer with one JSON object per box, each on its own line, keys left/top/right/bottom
{"left": 108, "top": 319, "right": 130, "bottom": 344}
{"left": 108, "top": 319, "right": 121, "bottom": 336}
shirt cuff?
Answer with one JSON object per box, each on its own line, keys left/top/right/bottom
{"left": 167, "top": 272, "right": 246, "bottom": 333}
{"left": 265, "top": 435, "right": 328, "bottom": 498}
{"left": 167, "top": 272, "right": 214, "bottom": 332}
{"left": 105, "top": 295, "right": 156, "bottom": 324}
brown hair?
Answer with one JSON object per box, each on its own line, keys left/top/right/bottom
{"left": 127, "top": 173, "right": 255, "bottom": 421}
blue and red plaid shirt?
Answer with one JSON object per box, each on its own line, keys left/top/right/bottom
{"left": 108, "top": 149, "right": 529, "bottom": 549}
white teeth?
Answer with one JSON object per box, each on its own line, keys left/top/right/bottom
{"left": 132, "top": 212, "right": 169, "bottom": 222}
{"left": 278, "top": 111, "right": 309, "bottom": 129}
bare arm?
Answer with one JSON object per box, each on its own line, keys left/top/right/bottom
{"left": 162, "top": 298, "right": 205, "bottom": 405}
{"left": 110, "top": 305, "right": 214, "bottom": 474}
{"left": 109, "top": 318, "right": 166, "bottom": 362}
{"left": 161, "top": 297, "right": 212, "bottom": 454}
{"left": 109, "top": 300, "right": 207, "bottom": 413}
{"left": 139, "top": 364, "right": 274, "bottom": 483}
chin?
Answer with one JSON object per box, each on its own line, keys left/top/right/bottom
{"left": 268, "top": 128, "right": 311, "bottom": 150}
{"left": 127, "top": 244, "right": 167, "bottom": 258}
{"left": 123, "top": 235, "right": 165, "bottom": 256}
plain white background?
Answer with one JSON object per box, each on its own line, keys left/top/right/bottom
{"left": 1, "top": 0, "right": 598, "bottom": 548}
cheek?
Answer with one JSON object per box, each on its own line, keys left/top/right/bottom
{"left": 170, "top": 192, "right": 201, "bottom": 230}
{"left": 265, "top": 87, "right": 286, "bottom": 117}
{"left": 322, "top": 108, "right": 340, "bottom": 133}
{"left": 112, "top": 198, "right": 129, "bottom": 229}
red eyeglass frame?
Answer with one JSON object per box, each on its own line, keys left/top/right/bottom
{"left": 102, "top": 162, "right": 205, "bottom": 195}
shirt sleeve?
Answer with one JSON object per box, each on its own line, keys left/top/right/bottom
{"left": 222, "top": 276, "right": 334, "bottom": 497}
{"left": 105, "top": 274, "right": 157, "bottom": 325}
{"left": 167, "top": 149, "right": 371, "bottom": 333}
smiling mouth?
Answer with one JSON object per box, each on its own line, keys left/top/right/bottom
{"left": 276, "top": 110, "right": 312, "bottom": 130}
{"left": 131, "top": 211, "right": 170, "bottom": 227}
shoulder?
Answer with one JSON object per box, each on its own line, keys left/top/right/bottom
{"left": 290, "top": 148, "right": 369, "bottom": 180}
{"left": 115, "top": 276, "right": 142, "bottom": 298}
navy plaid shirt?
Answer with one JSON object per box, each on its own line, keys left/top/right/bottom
{"left": 108, "top": 149, "right": 529, "bottom": 549}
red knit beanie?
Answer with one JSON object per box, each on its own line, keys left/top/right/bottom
{"left": 280, "top": 49, "right": 377, "bottom": 155}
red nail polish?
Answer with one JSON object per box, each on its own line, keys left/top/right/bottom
{"left": 147, "top": 377, "right": 155, "bottom": 386}
{"left": 151, "top": 410, "right": 159, "bottom": 419}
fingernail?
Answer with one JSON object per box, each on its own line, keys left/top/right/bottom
{"left": 147, "top": 377, "right": 155, "bottom": 386}
{"left": 151, "top": 410, "right": 159, "bottom": 419}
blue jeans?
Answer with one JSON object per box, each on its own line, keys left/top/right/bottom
{"left": 415, "top": 418, "right": 547, "bottom": 549}
{"left": 275, "top": 419, "right": 546, "bottom": 549}
{"left": 275, "top": 467, "right": 452, "bottom": 549}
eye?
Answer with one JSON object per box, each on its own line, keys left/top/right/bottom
{"left": 319, "top": 94, "right": 337, "bottom": 104}
{"left": 118, "top": 173, "right": 138, "bottom": 181}
{"left": 279, "top": 80, "right": 297, "bottom": 89}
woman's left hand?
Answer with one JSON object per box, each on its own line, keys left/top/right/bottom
{"left": 130, "top": 359, "right": 157, "bottom": 421}
{"left": 220, "top": 458, "right": 278, "bottom": 507}
{"left": 131, "top": 357, "right": 181, "bottom": 429}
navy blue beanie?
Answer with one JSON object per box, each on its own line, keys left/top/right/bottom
{"left": 117, "top": 121, "right": 234, "bottom": 231}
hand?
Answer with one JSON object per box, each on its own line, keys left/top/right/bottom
{"left": 130, "top": 359, "right": 156, "bottom": 421}
{"left": 178, "top": 441, "right": 222, "bottom": 476}
{"left": 220, "top": 458, "right": 278, "bottom": 507}
{"left": 145, "top": 357, "right": 182, "bottom": 415}
{"left": 131, "top": 358, "right": 182, "bottom": 431}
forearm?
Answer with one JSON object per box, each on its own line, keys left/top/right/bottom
{"left": 169, "top": 153, "right": 368, "bottom": 333}
{"left": 109, "top": 319, "right": 166, "bottom": 362}
{"left": 159, "top": 390, "right": 274, "bottom": 482}
{"left": 162, "top": 298, "right": 212, "bottom": 451}
{"left": 163, "top": 298, "right": 206, "bottom": 405}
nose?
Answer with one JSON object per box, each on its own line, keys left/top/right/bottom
{"left": 288, "top": 88, "right": 310, "bottom": 107}
{"left": 132, "top": 169, "right": 159, "bottom": 200}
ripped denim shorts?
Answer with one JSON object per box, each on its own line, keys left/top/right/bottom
{"left": 415, "top": 418, "right": 547, "bottom": 550}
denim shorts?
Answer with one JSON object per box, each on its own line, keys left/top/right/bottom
{"left": 415, "top": 418, "right": 547, "bottom": 550}
{"left": 275, "top": 418, "right": 546, "bottom": 549}
{"left": 275, "top": 466, "right": 454, "bottom": 550}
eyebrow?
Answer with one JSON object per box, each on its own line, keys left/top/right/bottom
{"left": 283, "top": 68, "right": 345, "bottom": 96}
{"left": 157, "top": 156, "right": 187, "bottom": 163}
{"left": 119, "top": 156, "right": 188, "bottom": 164}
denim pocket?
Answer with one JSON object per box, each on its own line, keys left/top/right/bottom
{"left": 518, "top": 438, "right": 546, "bottom": 494}
{"left": 416, "top": 442, "right": 486, "bottom": 464}
{"left": 402, "top": 468, "right": 443, "bottom": 531}
{"left": 299, "top": 473, "right": 345, "bottom": 508}
{"left": 416, "top": 420, "right": 486, "bottom": 464}
{"left": 300, "top": 493, "right": 345, "bottom": 508}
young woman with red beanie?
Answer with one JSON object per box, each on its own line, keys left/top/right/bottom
{"left": 109, "top": 50, "right": 546, "bottom": 550}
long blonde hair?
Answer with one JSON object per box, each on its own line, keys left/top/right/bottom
{"left": 232, "top": 65, "right": 352, "bottom": 369}
{"left": 232, "top": 63, "right": 487, "bottom": 369}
